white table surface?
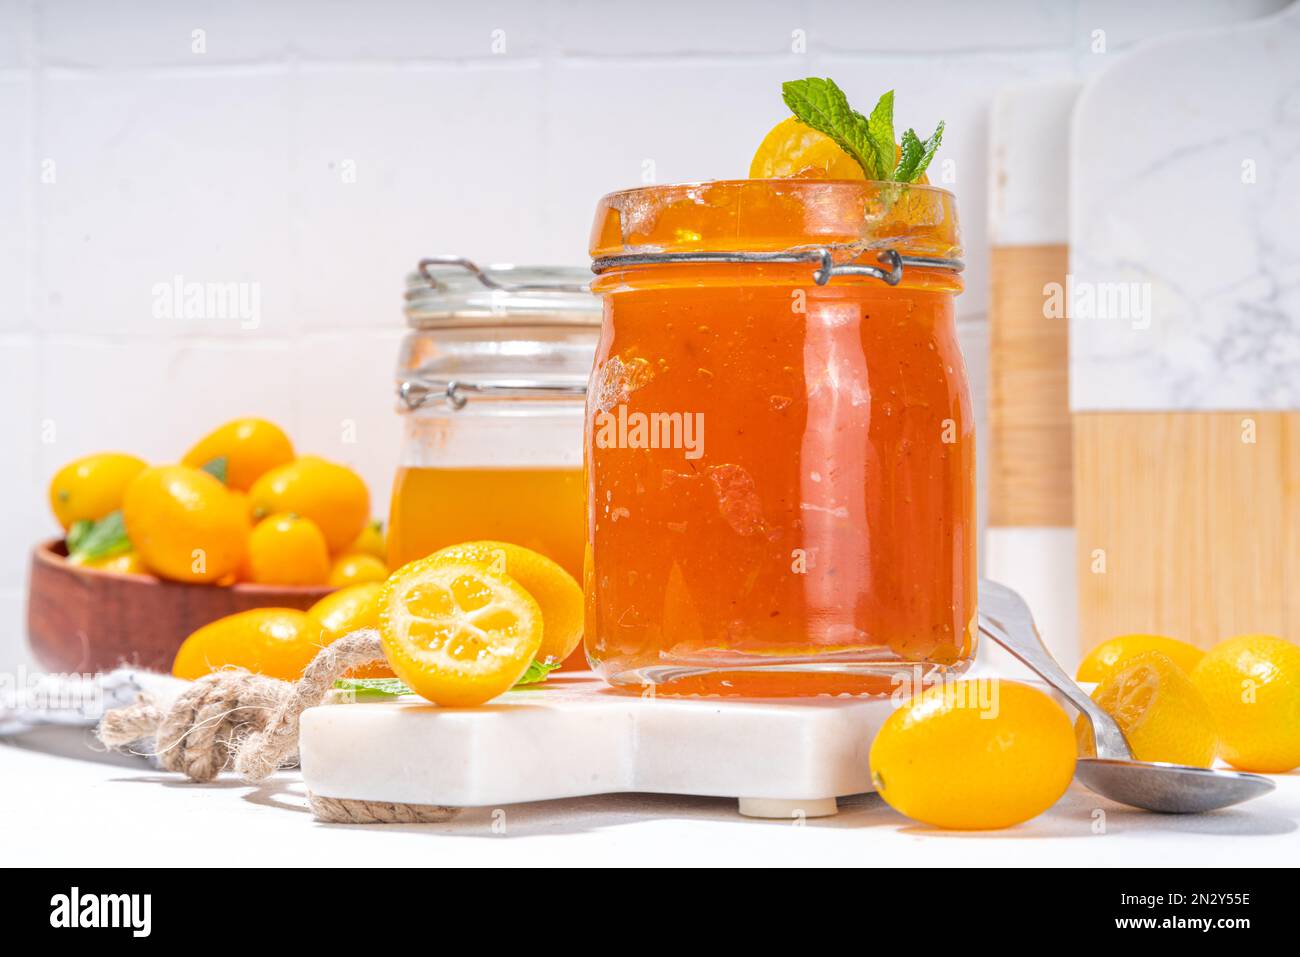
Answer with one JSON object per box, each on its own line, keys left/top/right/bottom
{"left": 4, "top": 725, "right": 1298, "bottom": 867}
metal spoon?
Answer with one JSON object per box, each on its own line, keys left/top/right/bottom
{"left": 977, "top": 579, "right": 1274, "bottom": 813}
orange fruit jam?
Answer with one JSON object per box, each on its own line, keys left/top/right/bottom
{"left": 585, "top": 179, "right": 974, "bottom": 695}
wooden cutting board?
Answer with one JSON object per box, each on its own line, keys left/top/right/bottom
{"left": 1074, "top": 412, "right": 1300, "bottom": 647}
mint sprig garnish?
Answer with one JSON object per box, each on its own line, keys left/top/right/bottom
{"left": 66, "top": 519, "right": 95, "bottom": 554}
{"left": 781, "top": 78, "right": 942, "bottom": 183}
{"left": 199, "top": 456, "right": 228, "bottom": 484}
{"left": 333, "top": 660, "right": 562, "bottom": 701}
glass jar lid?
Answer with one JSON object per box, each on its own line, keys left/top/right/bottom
{"left": 405, "top": 257, "right": 600, "bottom": 329}
{"left": 398, "top": 257, "right": 599, "bottom": 414}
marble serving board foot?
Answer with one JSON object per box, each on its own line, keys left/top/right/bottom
{"left": 299, "top": 672, "right": 902, "bottom": 819}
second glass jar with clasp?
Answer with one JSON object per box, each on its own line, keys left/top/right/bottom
{"left": 389, "top": 259, "right": 598, "bottom": 625}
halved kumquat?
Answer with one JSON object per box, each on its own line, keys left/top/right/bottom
{"left": 377, "top": 557, "right": 542, "bottom": 707}
{"left": 428, "top": 540, "right": 583, "bottom": 664}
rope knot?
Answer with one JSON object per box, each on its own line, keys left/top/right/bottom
{"left": 97, "top": 630, "right": 384, "bottom": 783}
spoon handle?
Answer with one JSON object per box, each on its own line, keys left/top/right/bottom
{"left": 977, "top": 579, "right": 1133, "bottom": 761}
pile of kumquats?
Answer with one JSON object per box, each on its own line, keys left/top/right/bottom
{"left": 48, "top": 417, "right": 584, "bottom": 708}
{"left": 50, "top": 417, "right": 381, "bottom": 588}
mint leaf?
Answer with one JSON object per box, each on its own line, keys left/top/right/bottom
{"left": 515, "top": 659, "right": 561, "bottom": 686}
{"left": 334, "top": 677, "right": 411, "bottom": 700}
{"left": 864, "top": 90, "right": 896, "bottom": 187}
{"left": 66, "top": 519, "right": 95, "bottom": 554}
{"left": 782, "top": 77, "right": 884, "bottom": 179}
{"left": 69, "top": 510, "right": 132, "bottom": 562}
{"left": 333, "top": 659, "right": 563, "bottom": 701}
{"left": 893, "top": 128, "right": 923, "bottom": 182}
{"left": 912, "top": 121, "right": 944, "bottom": 181}
{"left": 199, "top": 456, "right": 228, "bottom": 484}
{"left": 892, "top": 123, "right": 943, "bottom": 183}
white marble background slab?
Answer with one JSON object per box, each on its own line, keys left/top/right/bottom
{"left": 1071, "top": 3, "right": 1300, "bottom": 411}
{"left": 991, "top": 78, "right": 1080, "bottom": 247}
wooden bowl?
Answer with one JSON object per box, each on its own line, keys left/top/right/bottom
{"left": 27, "top": 539, "right": 334, "bottom": 674}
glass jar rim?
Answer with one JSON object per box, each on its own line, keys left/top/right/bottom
{"left": 405, "top": 261, "right": 600, "bottom": 329}
{"left": 589, "top": 179, "right": 962, "bottom": 266}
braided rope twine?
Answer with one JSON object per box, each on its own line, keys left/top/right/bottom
{"left": 97, "top": 630, "right": 459, "bottom": 825}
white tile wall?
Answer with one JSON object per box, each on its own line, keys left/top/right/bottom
{"left": 293, "top": 61, "right": 548, "bottom": 325}
{"left": 0, "top": 0, "right": 33, "bottom": 68}
{"left": 1075, "top": 0, "right": 1289, "bottom": 51}
{"left": 1, "top": 0, "right": 1292, "bottom": 670}
{"left": 554, "top": 0, "right": 798, "bottom": 55}
{"left": 808, "top": 0, "right": 1073, "bottom": 52}
{"left": 0, "top": 72, "right": 32, "bottom": 334}
{"left": 0, "top": 338, "right": 39, "bottom": 670}
{"left": 285, "top": 1, "right": 545, "bottom": 62}
{"left": 0, "top": 340, "right": 40, "bottom": 571}
{"left": 39, "top": 69, "right": 296, "bottom": 337}
{"left": 37, "top": 0, "right": 286, "bottom": 66}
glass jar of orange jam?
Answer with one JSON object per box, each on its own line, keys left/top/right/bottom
{"left": 585, "top": 181, "right": 974, "bottom": 695}
{"left": 389, "top": 259, "right": 598, "bottom": 592}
